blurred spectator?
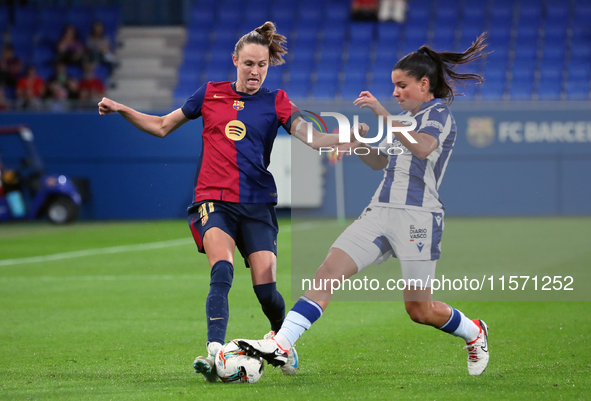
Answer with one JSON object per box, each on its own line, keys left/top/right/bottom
{"left": 379, "top": 0, "right": 407, "bottom": 22}
{"left": 46, "top": 62, "right": 80, "bottom": 100}
{"left": 56, "top": 24, "right": 86, "bottom": 67}
{"left": 0, "top": 84, "right": 12, "bottom": 111}
{"left": 351, "top": 0, "right": 379, "bottom": 21}
{"left": 78, "top": 62, "right": 105, "bottom": 109}
{"left": 85, "top": 21, "right": 118, "bottom": 75}
{"left": 0, "top": 44, "right": 23, "bottom": 92}
{"left": 16, "top": 65, "right": 45, "bottom": 110}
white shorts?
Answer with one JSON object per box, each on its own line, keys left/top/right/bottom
{"left": 331, "top": 206, "right": 444, "bottom": 272}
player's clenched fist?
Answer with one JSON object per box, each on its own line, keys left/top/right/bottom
{"left": 98, "top": 97, "right": 118, "bottom": 115}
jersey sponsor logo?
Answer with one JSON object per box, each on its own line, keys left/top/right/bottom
{"left": 409, "top": 224, "right": 428, "bottom": 241}
{"left": 214, "top": 94, "right": 226, "bottom": 98}
{"left": 233, "top": 100, "right": 245, "bottom": 111}
{"left": 466, "top": 117, "right": 495, "bottom": 148}
{"left": 225, "top": 120, "right": 247, "bottom": 141}
{"left": 423, "top": 120, "right": 444, "bottom": 133}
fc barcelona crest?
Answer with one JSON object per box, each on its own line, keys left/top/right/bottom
{"left": 233, "top": 100, "right": 245, "bottom": 111}
{"left": 466, "top": 117, "right": 495, "bottom": 148}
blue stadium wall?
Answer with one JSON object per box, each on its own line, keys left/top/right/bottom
{"left": 1, "top": 102, "right": 590, "bottom": 219}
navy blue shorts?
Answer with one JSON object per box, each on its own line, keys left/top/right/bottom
{"left": 187, "top": 201, "right": 278, "bottom": 265}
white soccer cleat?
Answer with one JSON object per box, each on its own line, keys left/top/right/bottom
{"left": 281, "top": 345, "right": 299, "bottom": 376}
{"left": 193, "top": 342, "right": 222, "bottom": 382}
{"left": 237, "top": 338, "right": 288, "bottom": 367}
{"left": 464, "top": 319, "right": 489, "bottom": 376}
{"left": 263, "top": 331, "right": 299, "bottom": 375}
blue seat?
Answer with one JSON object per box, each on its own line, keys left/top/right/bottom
{"left": 188, "top": 7, "right": 214, "bottom": 29}
{"left": 289, "top": 68, "right": 313, "bottom": 86}
{"left": 367, "top": 82, "right": 394, "bottom": 99}
{"left": 299, "top": 6, "right": 323, "bottom": 24}
{"left": 293, "top": 28, "right": 319, "bottom": 46}
{"left": 324, "top": 2, "right": 349, "bottom": 22}
{"left": 67, "top": 7, "right": 94, "bottom": 36}
{"left": 515, "top": 26, "right": 539, "bottom": 45}
{"left": 377, "top": 23, "right": 402, "bottom": 44}
{"left": 14, "top": 6, "right": 38, "bottom": 28}
{"left": 454, "top": 83, "right": 478, "bottom": 101}
{"left": 537, "top": 83, "right": 562, "bottom": 100}
{"left": 565, "top": 81, "right": 590, "bottom": 100}
{"left": 208, "top": 49, "right": 234, "bottom": 69}
{"left": 545, "top": 2, "right": 569, "bottom": 21}
{"left": 93, "top": 6, "right": 121, "bottom": 32}
{"left": 406, "top": 3, "right": 432, "bottom": 24}
{"left": 483, "top": 62, "right": 507, "bottom": 82}
{"left": 349, "top": 23, "right": 374, "bottom": 44}
{"left": 567, "top": 61, "right": 591, "bottom": 82}
{"left": 323, "top": 26, "right": 346, "bottom": 46}
{"left": 541, "top": 45, "right": 565, "bottom": 64}
{"left": 570, "top": 42, "right": 591, "bottom": 62}
{"left": 480, "top": 80, "right": 505, "bottom": 100}
{"left": 317, "top": 46, "right": 344, "bottom": 68}
{"left": 316, "top": 69, "right": 340, "bottom": 85}
{"left": 290, "top": 46, "right": 316, "bottom": 65}
{"left": 462, "top": 0, "right": 486, "bottom": 25}
{"left": 343, "top": 67, "right": 367, "bottom": 85}
{"left": 212, "top": 29, "right": 238, "bottom": 46}
{"left": 489, "top": 4, "right": 514, "bottom": 26}
{"left": 517, "top": 2, "right": 541, "bottom": 25}
{"left": 435, "top": 3, "right": 459, "bottom": 27}
{"left": 32, "top": 46, "right": 55, "bottom": 66}
{"left": 513, "top": 46, "right": 538, "bottom": 63}
{"left": 341, "top": 85, "right": 367, "bottom": 100}
{"left": 570, "top": 23, "right": 591, "bottom": 42}
{"left": 574, "top": 2, "right": 591, "bottom": 22}
{"left": 263, "top": 74, "right": 282, "bottom": 91}
{"left": 312, "top": 82, "right": 338, "bottom": 100}
{"left": 244, "top": 8, "right": 269, "bottom": 25}
{"left": 404, "top": 25, "right": 428, "bottom": 46}
{"left": 543, "top": 24, "right": 567, "bottom": 41}
{"left": 284, "top": 82, "right": 309, "bottom": 100}
{"left": 218, "top": 10, "right": 241, "bottom": 26}
{"left": 347, "top": 44, "right": 371, "bottom": 64}
{"left": 203, "top": 67, "right": 232, "bottom": 82}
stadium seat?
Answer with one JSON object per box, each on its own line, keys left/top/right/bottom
{"left": 537, "top": 83, "right": 562, "bottom": 101}
{"left": 289, "top": 68, "right": 313, "bottom": 86}
{"left": 515, "top": 25, "right": 540, "bottom": 46}
{"left": 406, "top": 2, "right": 432, "bottom": 25}
{"left": 454, "top": 83, "right": 478, "bottom": 101}
{"left": 218, "top": 10, "right": 242, "bottom": 26}
{"left": 367, "top": 82, "right": 394, "bottom": 99}
{"left": 570, "top": 42, "right": 591, "bottom": 62}
{"left": 299, "top": 6, "right": 323, "bottom": 25}
{"left": 14, "top": 6, "right": 38, "bottom": 28}
{"left": 377, "top": 23, "right": 402, "bottom": 45}
{"left": 317, "top": 46, "right": 344, "bottom": 66}
{"left": 404, "top": 26, "right": 429, "bottom": 47}
{"left": 567, "top": 61, "right": 591, "bottom": 83}
{"left": 312, "top": 82, "right": 338, "bottom": 100}
{"left": 293, "top": 27, "right": 320, "bottom": 47}
{"left": 480, "top": 80, "right": 505, "bottom": 100}
{"left": 290, "top": 46, "right": 316, "bottom": 65}
{"left": 323, "top": 26, "right": 346, "bottom": 46}
{"left": 431, "top": 26, "right": 456, "bottom": 51}
{"left": 203, "top": 67, "right": 232, "bottom": 82}
{"left": 284, "top": 82, "right": 309, "bottom": 100}
{"left": 349, "top": 23, "right": 374, "bottom": 44}
{"left": 513, "top": 47, "right": 538, "bottom": 64}
{"left": 263, "top": 74, "right": 282, "bottom": 91}
{"left": 435, "top": 3, "right": 459, "bottom": 27}
{"left": 324, "top": 1, "right": 349, "bottom": 22}
{"left": 316, "top": 69, "right": 340, "bottom": 86}
{"left": 67, "top": 7, "right": 94, "bottom": 36}
{"left": 565, "top": 81, "right": 590, "bottom": 100}
{"left": 461, "top": 0, "right": 486, "bottom": 26}
{"left": 341, "top": 85, "right": 367, "bottom": 100}
{"left": 347, "top": 43, "right": 372, "bottom": 65}
{"left": 343, "top": 67, "right": 367, "bottom": 87}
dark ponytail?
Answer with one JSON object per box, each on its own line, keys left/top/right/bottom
{"left": 233, "top": 21, "right": 287, "bottom": 66}
{"left": 394, "top": 33, "right": 489, "bottom": 104}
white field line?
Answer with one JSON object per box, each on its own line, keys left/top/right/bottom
{"left": 0, "top": 238, "right": 193, "bottom": 267}
{"left": 0, "top": 220, "right": 340, "bottom": 268}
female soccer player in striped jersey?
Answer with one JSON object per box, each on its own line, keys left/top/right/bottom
{"left": 98, "top": 22, "right": 345, "bottom": 382}
{"left": 239, "top": 34, "right": 491, "bottom": 377}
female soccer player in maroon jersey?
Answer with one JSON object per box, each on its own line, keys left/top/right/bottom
{"left": 98, "top": 21, "right": 343, "bottom": 381}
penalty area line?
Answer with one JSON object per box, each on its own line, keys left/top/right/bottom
{"left": 0, "top": 238, "right": 193, "bottom": 267}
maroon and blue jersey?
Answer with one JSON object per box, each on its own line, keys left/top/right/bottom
{"left": 181, "top": 81, "right": 301, "bottom": 208}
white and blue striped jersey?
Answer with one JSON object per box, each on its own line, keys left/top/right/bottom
{"left": 369, "top": 98, "right": 456, "bottom": 212}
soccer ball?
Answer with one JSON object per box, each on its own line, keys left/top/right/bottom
{"left": 215, "top": 340, "right": 264, "bottom": 383}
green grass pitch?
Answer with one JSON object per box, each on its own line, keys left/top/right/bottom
{"left": 1, "top": 217, "right": 590, "bottom": 400}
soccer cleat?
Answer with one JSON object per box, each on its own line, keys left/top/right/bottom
{"left": 281, "top": 345, "right": 299, "bottom": 376}
{"left": 464, "top": 319, "right": 489, "bottom": 376}
{"left": 236, "top": 339, "right": 288, "bottom": 367}
{"left": 193, "top": 342, "right": 222, "bottom": 382}
{"left": 263, "top": 331, "right": 298, "bottom": 375}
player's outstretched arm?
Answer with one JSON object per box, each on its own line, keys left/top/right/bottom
{"left": 98, "top": 97, "right": 189, "bottom": 138}
{"left": 290, "top": 116, "right": 345, "bottom": 150}
{"left": 335, "top": 123, "right": 388, "bottom": 170}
